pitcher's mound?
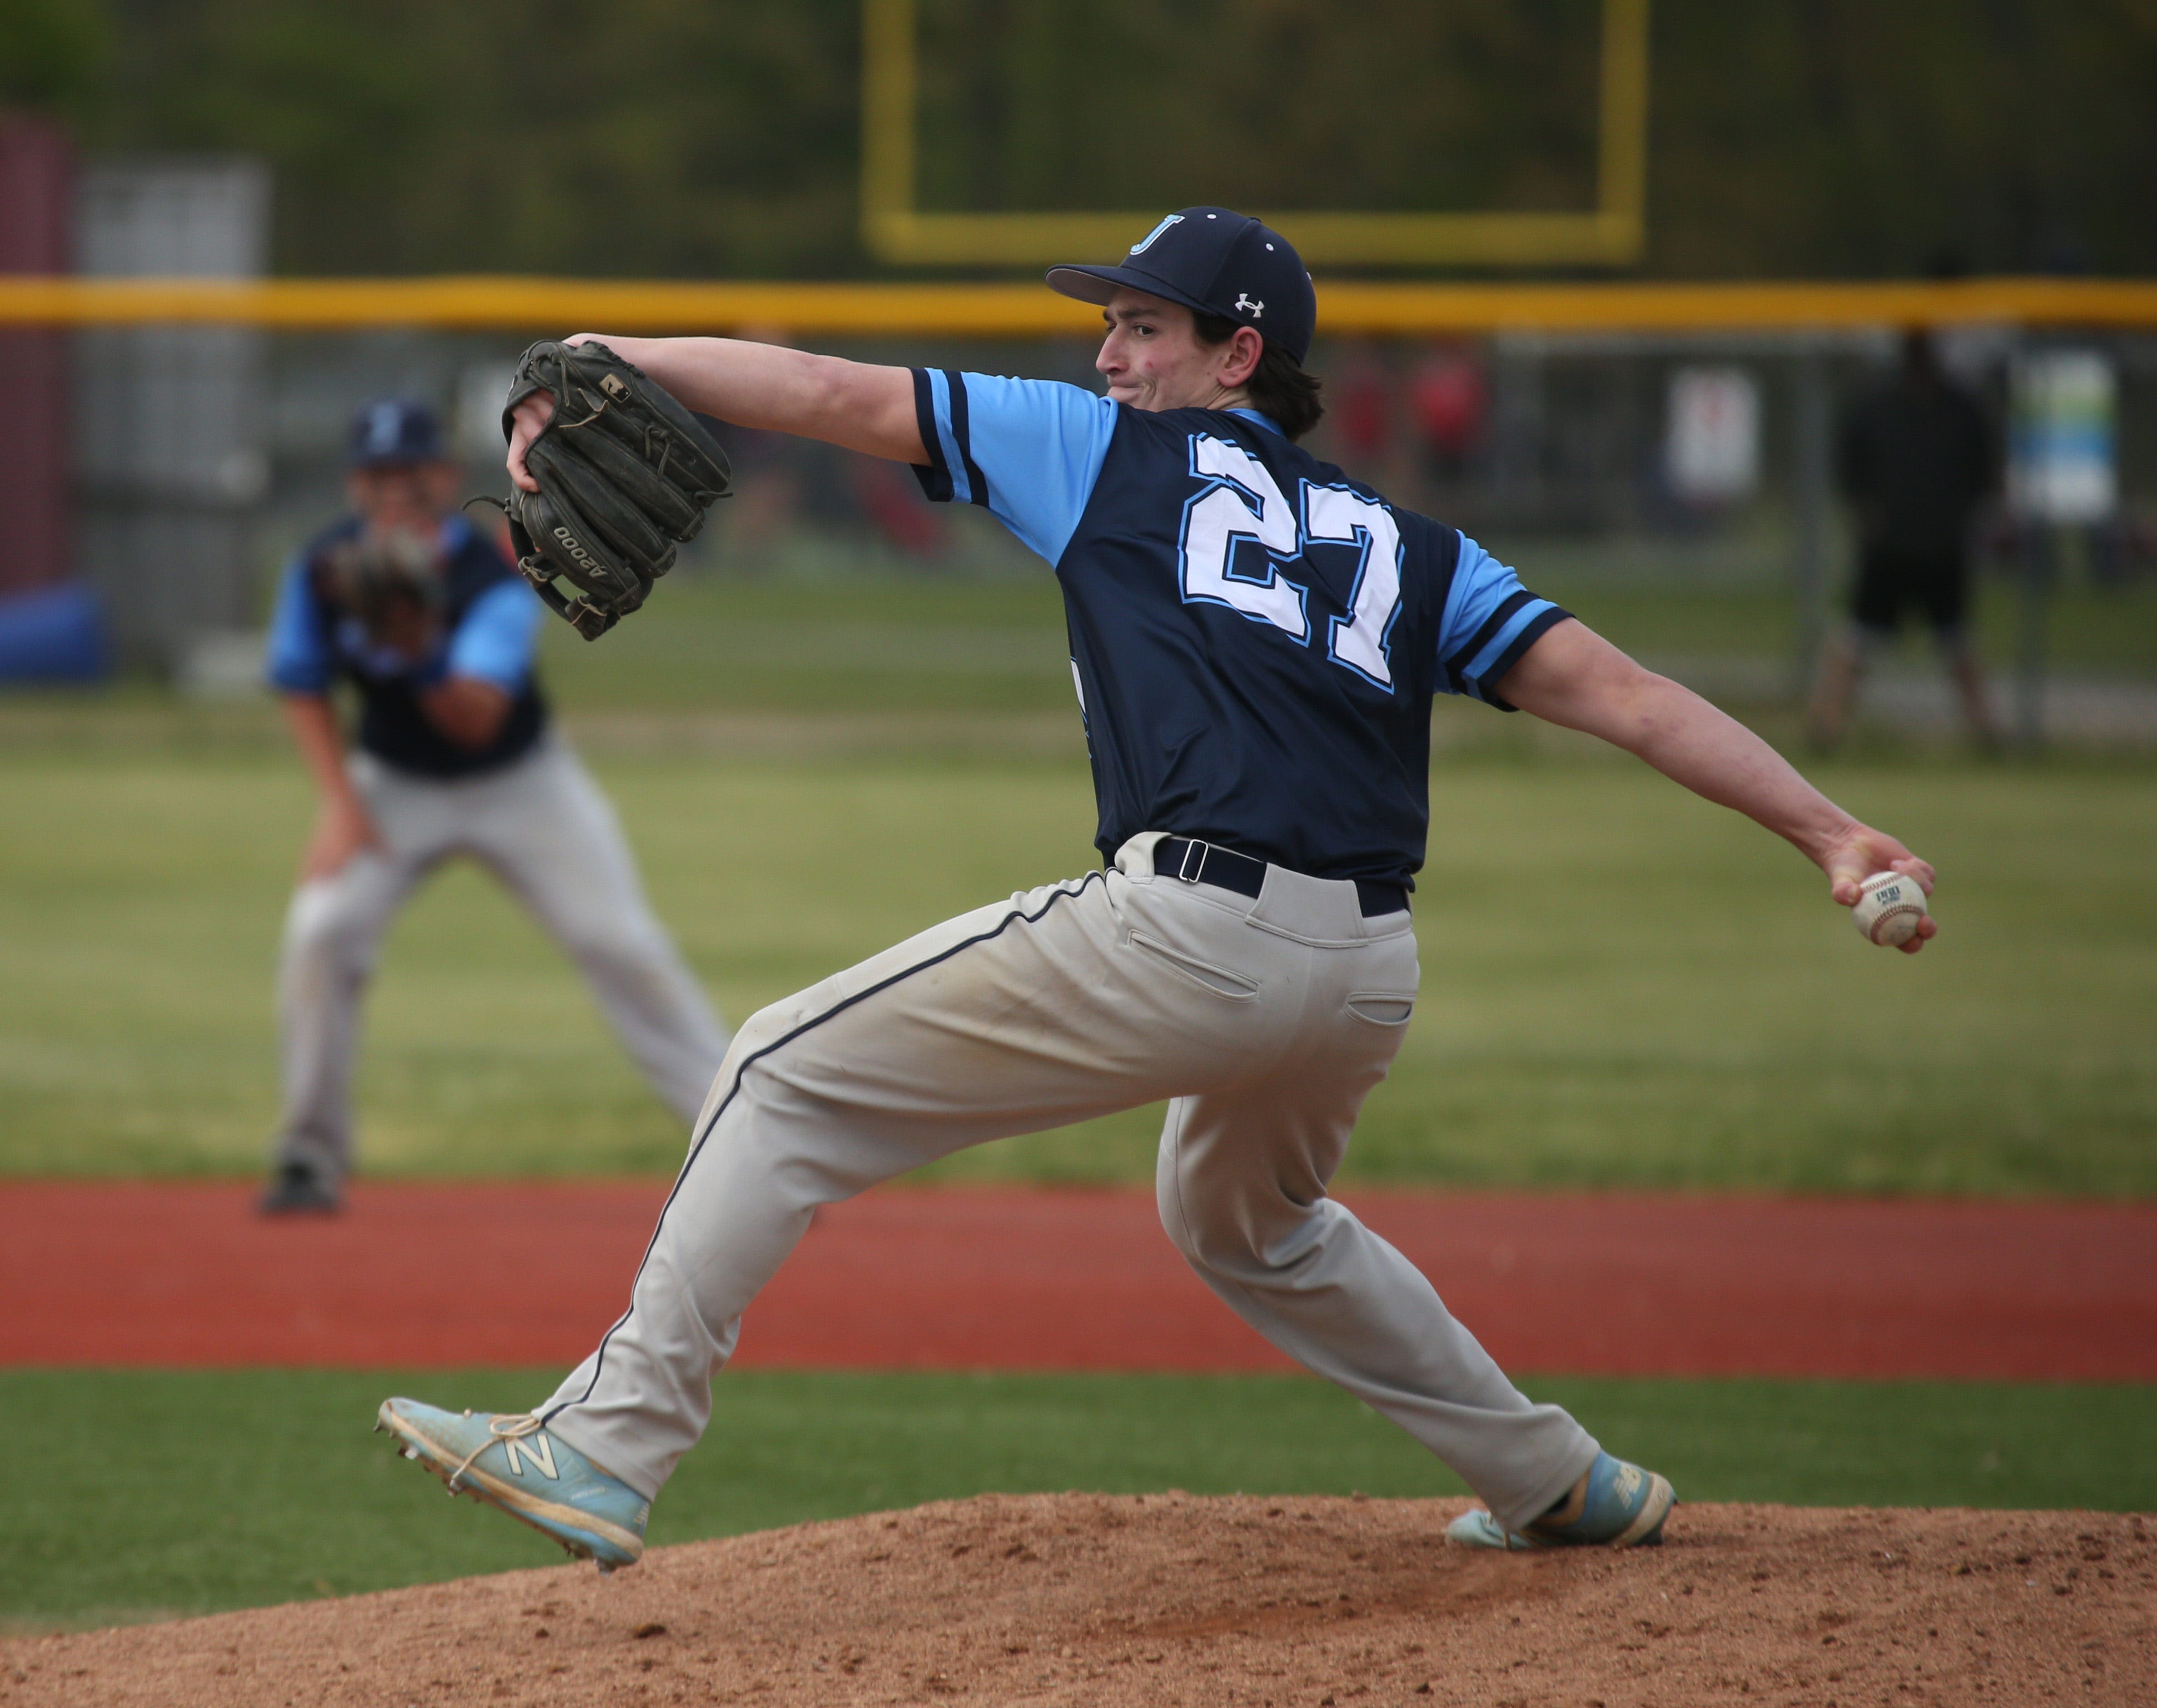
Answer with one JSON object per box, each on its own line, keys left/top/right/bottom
{"left": 7, "top": 1494, "right": 2149, "bottom": 1705}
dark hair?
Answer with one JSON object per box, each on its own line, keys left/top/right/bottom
{"left": 1192, "top": 312, "right": 1325, "bottom": 440}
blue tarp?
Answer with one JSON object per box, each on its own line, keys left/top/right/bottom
{"left": 0, "top": 581, "right": 111, "bottom": 683}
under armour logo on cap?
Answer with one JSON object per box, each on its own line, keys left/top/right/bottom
{"left": 1235, "top": 294, "right": 1264, "bottom": 318}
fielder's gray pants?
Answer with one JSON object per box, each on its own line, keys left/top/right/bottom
{"left": 542, "top": 832, "right": 1599, "bottom": 1534}
{"left": 272, "top": 737, "right": 729, "bottom": 1181}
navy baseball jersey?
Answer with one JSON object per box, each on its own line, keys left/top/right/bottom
{"left": 910, "top": 371, "right": 1570, "bottom": 888}
{"left": 266, "top": 514, "right": 549, "bottom": 778}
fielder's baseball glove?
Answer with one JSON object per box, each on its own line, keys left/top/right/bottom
{"left": 315, "top": 528, "right": 443, "bottom": 648}
{"left": 490, "top": 340, "right": 731, "bottom": 640}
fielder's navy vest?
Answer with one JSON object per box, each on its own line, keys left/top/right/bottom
{"left": 301, "top": 517, "right": 549, "bottom": 779}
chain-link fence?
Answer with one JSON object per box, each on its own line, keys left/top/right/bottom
{"left": 8, "top": 299, "right": 2154, "bottom": 743}
{"left": 117, "top": 323, "right": 2130, "bottom": 739}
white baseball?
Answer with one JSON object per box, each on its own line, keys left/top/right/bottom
{"left": 1851, "top": 871, "right": 1928, "bottom": 947}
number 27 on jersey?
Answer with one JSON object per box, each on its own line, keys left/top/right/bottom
{"left": 1177, "top": 433, "right": 1404, "bottom": 691}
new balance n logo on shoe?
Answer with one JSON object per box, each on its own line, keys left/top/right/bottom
{"left": 504, "top": 1433, "right": 560, "bottom": 1479}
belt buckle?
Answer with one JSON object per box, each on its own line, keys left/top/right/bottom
{"left": 1175, "top": 838, "right": 1208, "bottom": 883}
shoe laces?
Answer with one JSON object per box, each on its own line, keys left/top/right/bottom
{"left": 448, "top": 1412, "right": 547, "bottom": 1491}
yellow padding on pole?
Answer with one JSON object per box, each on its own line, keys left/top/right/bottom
{"left": 1, "top": 276, "right": 2154, "bottom": 334}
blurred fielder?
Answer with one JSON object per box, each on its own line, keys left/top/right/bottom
{"left": 377, "top": 210, "right": 1936, "bottom": 1562}
{"left": 258, "top": 399, "right": 729, "bottom": 1214}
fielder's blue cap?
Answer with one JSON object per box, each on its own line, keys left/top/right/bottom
{"left": 347, "top": 398, "right": 446, "bottom": 468}
{"left": 1046, "top": 206, "right": 1316, "bottom": 364}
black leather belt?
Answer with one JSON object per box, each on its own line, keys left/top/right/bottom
{"left": 1156, "top": 837, "right": 1409, "bottom": 919}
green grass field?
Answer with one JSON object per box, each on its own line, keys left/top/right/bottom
{"left": 524, "top": 556, "right": 2157, "bottom": 713}
{"left": 1, "top": 718, "right": 2150, "bottom": 1192}
{"left": 3, "top": 570, "right": 2152, "bottom": 1635}
{"left": 5, "top": 1367, "right": 2150, "bottom": 1631}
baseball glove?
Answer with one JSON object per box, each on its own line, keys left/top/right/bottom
{"left": 315, "top": 528, "right": 443, "bottom": 648}
{"left": 490, "top": 340, "right": 731, "bottom": 640}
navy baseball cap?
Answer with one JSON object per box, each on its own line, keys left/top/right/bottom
{"left": 1047, "top": 206, "right": 1316, "bottom": 364}
{"left": 348, "top": 398, "right": 446, "bottom": 468}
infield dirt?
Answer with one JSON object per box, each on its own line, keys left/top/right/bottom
{"left": 8, "top": 1183, "right": 2155, "bottom": 1379}
{"left": 6, "top": 1494, "right": 2148, "bottom": 1707}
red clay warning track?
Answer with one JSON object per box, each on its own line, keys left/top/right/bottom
{"left": 2, "top": 1181, "right": 2151, "bottom": 1380}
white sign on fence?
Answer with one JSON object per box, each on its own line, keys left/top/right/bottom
{"left": 2011, "top": 350, "right": 2117, "bottom": 525}
{"left": 1666, "top": 366, "right": 1761, "bottom": 504}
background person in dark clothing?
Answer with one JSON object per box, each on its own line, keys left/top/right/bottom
{"left": 1807, "top": 329, "right": 2002, "bottom": 748}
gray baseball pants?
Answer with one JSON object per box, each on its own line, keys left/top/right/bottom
{"left": 272, "top": 736, "right": 729, "bottom": 1182}
{"left": 541, "top": 832, "right": 1599, "bottom": 1533}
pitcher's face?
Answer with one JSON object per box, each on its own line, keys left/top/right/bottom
{"left": 1095, "top": 289, "right": 1256, "bottom": 413}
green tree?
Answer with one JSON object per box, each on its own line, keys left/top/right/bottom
{"left": 90, "top": 0, "right": 2157, "bottom": 278}
{"left": 0, "top": 0, "right": 110, "bottom": 115}
{"left": 1648, "top": 0, "right": 2157, "bottom": 277}
{"left": 103, "top": 0, "right": 862, "bottom": 275}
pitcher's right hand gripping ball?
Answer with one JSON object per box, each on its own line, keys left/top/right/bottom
{"left": 1851, "top": 870, "right": 1930, "bottom": 947}
{"left": 492, "top": 340, "right": 730, "bottom": 640}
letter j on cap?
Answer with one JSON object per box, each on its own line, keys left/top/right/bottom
{"left": 1129, "top": 215, "right": 1184, "bottom": 255}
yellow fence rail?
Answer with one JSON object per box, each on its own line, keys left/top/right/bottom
{"left": 1, "top": 276, "right": 2155, "bottom": 335}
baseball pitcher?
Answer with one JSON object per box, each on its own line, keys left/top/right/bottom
{"left": 377, "top": 211, "right": 1936, "bottom": 1560}
{"left": 259, "top": 399, "right": 730, "bottom": 1213}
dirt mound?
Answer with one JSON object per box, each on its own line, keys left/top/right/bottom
{"left": 6, "top": 1496, "right": 2149, "bottom": 1706}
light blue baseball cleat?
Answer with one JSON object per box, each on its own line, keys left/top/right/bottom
{"left": 377, "top": 1397, "right": 649, "bottom": 1571}
{"left": 1446, "top": 1451, "right": 1675, "bottom": 1551}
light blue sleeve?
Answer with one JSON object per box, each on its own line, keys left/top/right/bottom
{"left": 264, "top": 557, "right": 333, "bottom": 694}
{"left": 908, "top": 369, "right": 1119, "bottom": 567}
{"left": 1434, "top": 533, "right": 1572, "bottom": 710}
{"left": 445, "top": 578, "right": 543, "bottom": 691}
